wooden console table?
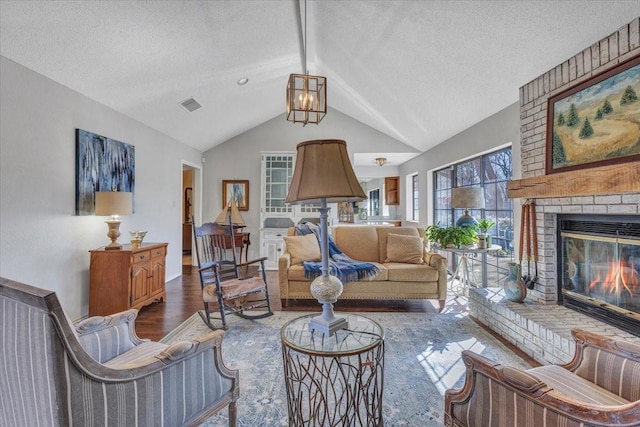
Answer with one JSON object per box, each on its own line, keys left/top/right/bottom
{"left": 89, "top": 242, "right": 167, "bottom": 316}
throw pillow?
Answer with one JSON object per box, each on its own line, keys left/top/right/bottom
{"left": 284, "top": 233, "right": 321, "bottom": 265}
{"left": 385, "top": 233, "right": 424, "bottom": 264}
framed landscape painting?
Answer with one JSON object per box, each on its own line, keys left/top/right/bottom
{"left": 546, "top": 55, "right": 640, "bottom": 174}
{"left": 222, "top": 179, "right": 249, "bottom": 211}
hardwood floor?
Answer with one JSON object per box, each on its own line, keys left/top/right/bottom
{"left": 134, "top": 264, "right": 538, "bottom": 366}
{"left": 134, "top": 264, "right": 442, "bottom": 341}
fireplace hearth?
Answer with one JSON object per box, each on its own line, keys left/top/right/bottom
{"left": 558, "top": 214, "right": 640, "bottom": 336}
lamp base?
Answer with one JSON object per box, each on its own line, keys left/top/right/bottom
{"left": 104, "top": 219, "right": 123, "bottom": 250}
{"left": 455, "top": 210, "right": 478, "bottom": 228}
{"left": 308, "top": 274, "right": 348, "bottom": 336}
{"left": 309, "top": 302, "right": 349, "bottom": 336}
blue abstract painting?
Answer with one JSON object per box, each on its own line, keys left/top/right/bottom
{"left": 76, "top": 129, "right": 135, "bottom": 215}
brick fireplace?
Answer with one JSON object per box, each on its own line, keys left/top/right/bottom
{"left": 470, "top": 17, "right": 640, "bottom": 364}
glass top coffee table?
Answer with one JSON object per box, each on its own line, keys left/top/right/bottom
{"left": 281, "top": 313, "right": 385, "bottom": 426}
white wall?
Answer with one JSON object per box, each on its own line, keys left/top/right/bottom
{"left": 398, "top": 103, "right": 522, "bottom": 228}
{"left": 0, "top": 57, "right": 203, "bottom": 320}
{"left": 201, "top": 108, "right": 417, "bottom": 260}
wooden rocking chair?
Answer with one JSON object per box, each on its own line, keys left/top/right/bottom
{"left": 193, "top": 219, "right": 273, "bottom": 330}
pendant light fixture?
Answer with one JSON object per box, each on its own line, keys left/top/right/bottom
{"left": 286, "top": 0, "right": 326, "bottom": 125}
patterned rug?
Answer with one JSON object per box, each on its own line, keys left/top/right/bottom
{"left": 161, "top": 309, "right": 531, "bottom": 426}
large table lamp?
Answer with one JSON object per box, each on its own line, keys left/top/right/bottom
{"left": 95, "top": 191, "right": 133, "bottom": 250}
{"left": 286, "top": 139, "right": 366, "bottom": 336}
{"left": 451, "top": 187, "right": 485, "bottom": 228}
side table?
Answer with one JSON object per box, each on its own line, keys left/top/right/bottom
{"left": 281, "top": 314, "right": 384, "bottom": 426}
{"left": 441, "top": 245, "right": 502, "bottom": 296}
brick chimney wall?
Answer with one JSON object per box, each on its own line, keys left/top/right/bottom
{"left": 518, "top": 17, "right": 640, "bottom": 304}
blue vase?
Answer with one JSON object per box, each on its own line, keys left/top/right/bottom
{"left": 504, "top": 262, "right": 527, "bottom": 303}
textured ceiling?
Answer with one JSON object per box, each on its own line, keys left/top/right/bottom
{"left": 1, "top": 1, "right": 638, "bottom": 163}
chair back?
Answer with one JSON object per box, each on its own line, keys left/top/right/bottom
{"left": 193, "top": 220, "right": 239, "bottom": 284}
{"left": 0, "top": 277, "right": 79, "bottom": 426}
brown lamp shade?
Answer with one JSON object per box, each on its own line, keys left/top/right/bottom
{"left": 286, "top": 139, "right": 366, "bottom": 204}
{"left": 94, "top": 191, "right": 133, "bottom": 216}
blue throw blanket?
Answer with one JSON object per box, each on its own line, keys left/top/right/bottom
{"left": 295, "top": 222, "right": 380, "bottom": 284}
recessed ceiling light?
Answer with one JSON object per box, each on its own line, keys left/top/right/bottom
{"left": 237, "top": 78, "right": 249, "bottom": 85}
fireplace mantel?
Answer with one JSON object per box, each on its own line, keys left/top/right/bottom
{"left": 507, "top": 161, "right": 640, "bottom": 199}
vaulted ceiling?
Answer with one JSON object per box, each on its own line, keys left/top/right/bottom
{"left": 1, "top": 1, "right": 638, "bottom": 163}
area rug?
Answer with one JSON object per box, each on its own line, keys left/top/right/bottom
{"left": 161, "top": 310, "right": 531, "bottom": 426}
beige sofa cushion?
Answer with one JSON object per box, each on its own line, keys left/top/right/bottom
{"left": 527, "top": 365, "right": 630, "bottom": 406}
{"left": 385, "top": 233, "right": 424, "bottom": 264}
{"left": 288, "top": 263, "right": 389, "bottom": 281}
{"left": 376, "top": 227, "right": 421, "bottom": 263}
{"left": 283, "top": 234, "right": 321, "bottom": 265}
{"left": 386, "top": 263, "right": 439, "bottom": 282}
{"left": 332, "top": 226, "right": 380, "bottom": 262}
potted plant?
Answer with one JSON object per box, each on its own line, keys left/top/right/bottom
{"left": 476, "top": 218, "right": 496, "bottom": 247}
{"left": 425, "top": 224, "right": 445, "bottom": 249}
{"left": 426, "top": 224, "right": 477, "bottom": 249}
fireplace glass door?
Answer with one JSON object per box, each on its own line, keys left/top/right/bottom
{"left": 561, "top": 231, "right": 640, "bottom": 319}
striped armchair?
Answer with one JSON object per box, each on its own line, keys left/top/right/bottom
{"left": 0, "top": 277, "right": 238, "bottom": 427}
{"left": 445, "top": 329, "right": 640, "bottom": 427}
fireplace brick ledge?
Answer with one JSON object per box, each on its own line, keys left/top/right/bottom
{"left": 469, "top": 287, "right": 640, "bottom": 366}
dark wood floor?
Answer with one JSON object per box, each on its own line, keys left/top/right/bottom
{"left": 135, "top": 264, "right": 441, "bottom": 341}
{"left": 135, "top": 263, "right": 538, "bottom": 366}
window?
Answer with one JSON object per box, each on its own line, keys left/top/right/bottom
{"left": 432, "top": 147, "right": 514, "bottom": 285}
{"left": 411, "top": 174, "right": 419, "bottom": 221}
{"left": 369, "top": 189, "right": 380, "bottom": 217}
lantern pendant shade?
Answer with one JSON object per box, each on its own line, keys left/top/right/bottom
{"left": 286, "top": 139, "right": 365, "bottom": 204}
{"left": 286, "top": 73, "right": 327, "bottom": 125}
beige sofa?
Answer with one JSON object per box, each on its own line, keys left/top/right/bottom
{"left": 278, "top": 225, "right": 448, "bottom": 311}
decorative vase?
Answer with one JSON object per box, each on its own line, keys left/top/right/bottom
{"left": 504, "top": 262, "right": 527, "bottom": 303}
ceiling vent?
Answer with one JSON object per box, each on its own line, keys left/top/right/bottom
{"left": 179, "top": 97, "right": 202, "bottom": 112}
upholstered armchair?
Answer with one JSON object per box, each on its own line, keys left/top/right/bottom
{"left": 0, "top": 277, "right": 238, "bottom": 427}
{"left": 445, "top": 328, "right": 640, "bottom": 427}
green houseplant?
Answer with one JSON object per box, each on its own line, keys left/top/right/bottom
{"left": 425, "top": 224, "right": 477, "bottom": 249}
{"left": 476, "top": 218, "right": 496, "bottom": 247}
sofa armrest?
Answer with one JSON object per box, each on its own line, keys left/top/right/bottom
{"left": 445, "top": 350, "right": 640, "bottom": 427}
{"left": 108, "top": 330, "right": 227, "bottom": 369}
{"left": 564, "top": 329, "right": 640, "bottom": 402}
{"left": 75, "top": 309, "right": 149, "bottom": 362}
{"left": 278, "top": 252, "right": 292, "bottom": 299}
{"left": 425, "top": 252, "right": 448, "bottom": 302}
{"left": 425, "top": 252, "right": 447, "bottom": 272}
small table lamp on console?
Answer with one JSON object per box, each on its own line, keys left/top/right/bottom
{"left": 285, "top": 139, "right": 366, "bottom": 336}
{"left": 95, "top": 191, "right": 133, "bottom": 250}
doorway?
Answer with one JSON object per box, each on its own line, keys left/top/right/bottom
{"left": 182, "top": 161, "right": 201, "bottom": 266}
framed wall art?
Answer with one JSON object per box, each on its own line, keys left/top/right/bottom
{"left": 76, "top": 129, "right": 135, "bottom": 215}
{"left": 546, "top": 55, "right": 640, "bottom": 175}
{"left": 222, "top": 179, "right": 249, "bottom": 211}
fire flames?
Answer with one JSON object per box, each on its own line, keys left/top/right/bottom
{"left": 588, "top": 259, "right": 639, "bottom": 297}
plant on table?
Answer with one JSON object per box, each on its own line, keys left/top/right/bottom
{"left": 426, "top": 224, "right": 477, "bottom": 249}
